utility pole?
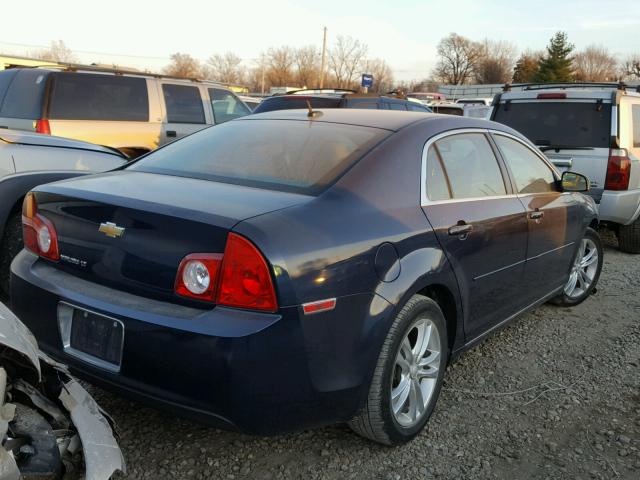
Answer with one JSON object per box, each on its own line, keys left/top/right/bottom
{"left": 319, "top": 26, "right": 327, "bottom": 88}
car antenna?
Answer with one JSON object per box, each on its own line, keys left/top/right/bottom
{"left": 306, "top": 100, "right": 322, "bottom": 118}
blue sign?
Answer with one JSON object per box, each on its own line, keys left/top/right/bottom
{"left": 361, "top": 74, "right": 373, "bottom": 88}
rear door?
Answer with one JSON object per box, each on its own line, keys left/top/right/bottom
{"left": 492, "top": 99, "right": 612, "bottom": 200}
{"left": 160, "top": 83, "right": 209, "bottom": 144}
{"left": 421, "top": 131, "right": 529, "bottom": 338}
{"left": 492, "top": 133, "right": 582, "bottom": 301}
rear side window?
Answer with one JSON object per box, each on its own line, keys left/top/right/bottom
{"left": 253, "top": 97, "right": 341, "bottom": 113}
{"left": 162, "top": 84, "right": 205, "bottom": 124}
{"left": 49, "top": 73, "right": 148, "bottom": 121}
{"left": 493, "top": 101, "right": 611, "bottom": 148}
{"left": 129, "top": 119, "right": 389, "bottom": 194}
{"left": 425, "top": 146, "right": 452, "bottom": 201}
{"left": 494, "top": 135, "right": 557, "bottom": 194}
{"left": 432, "top": 133, "right": 506, "bottom": 199}
{"left": 0, "top": 69, "right": 47, "bottom": 119}
{"left": 0, "top": 70, "right": 19, "bottom": 110}
{"left": 209, "top": 88, "right": 250, "bottom": 124}
{"left": 387, "top": 102, "right": 407, "bottom": 111}
{"left": 633, "top": 105, "right": 640, "bottom": 148}
{"left": 345, "top": 99, "right": 379, "bottom": 109}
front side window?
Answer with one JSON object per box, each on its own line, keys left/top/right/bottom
{"left": 162, "top": 84, "right": 205, "bottom": 124}
{"left": 494, "top": 135, "right": 557, "bottom": 194}
{"left": 209, "top": 88, "right": 251, "bottom": 124}
{"left": 432, "top": 133, "right": 506, "bottom": 199}
{"left": 49, "top": 73, "right": 148, "bottom": 121}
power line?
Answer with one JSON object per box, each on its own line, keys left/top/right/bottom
{"left": 0, "top": 40, "right": 172, "bottom": 61}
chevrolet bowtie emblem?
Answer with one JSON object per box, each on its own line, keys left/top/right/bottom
{"left": 98, "top": 222, "right": 125, "bottom": 238}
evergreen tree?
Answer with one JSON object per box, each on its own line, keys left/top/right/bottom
{"left": 534, "top": 32, "right": 575, "bottom": 82}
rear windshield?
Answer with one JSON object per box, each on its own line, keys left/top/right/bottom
{"left": 0, "top": 69, "right": 47, "bottom": 119}
{"left": 128, "top": 119, "right": 390, "bottom": 194}
{"left": 49, "top": 73, "right": 149, "bottom": 121}
{"left": 253, "top": 96, "right": 341, "bottom": 113}
{"left": 493, "top": 101, "right": 612, "bottom": 148}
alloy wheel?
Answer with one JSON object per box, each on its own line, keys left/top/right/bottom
{"left": 564, "top": 238, "right": 599, "bottom": 299}
{"left": 390, "top": 317, "right": 441, "bottom": 428}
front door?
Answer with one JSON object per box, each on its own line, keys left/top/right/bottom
{"left": 492, "top": 133, "right": 582, "bottom": 301}
{"left": 160, "top": 83, "right": 208, "bottom": 145}
{"left": 421, "top": 132, "right": 529, "bottom": 339}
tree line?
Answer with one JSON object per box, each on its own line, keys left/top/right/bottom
{"left": 432, "top": 31, "right": 640, "bottom": 86}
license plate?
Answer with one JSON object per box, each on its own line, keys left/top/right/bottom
{"left": 58, "top": 303, "right": 124, "bottom": 372}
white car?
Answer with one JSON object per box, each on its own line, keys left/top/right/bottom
{"left": 492, "top": 83, "right": 640, "bottom": 253}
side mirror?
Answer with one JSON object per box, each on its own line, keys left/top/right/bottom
{"left": 561, "top": 171, "right": 590, "bottom": 192}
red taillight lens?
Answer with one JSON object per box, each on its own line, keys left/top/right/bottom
{"left": 217, "top": 233, "right": 277, "bottom": 312}
{"left": 22, "top": 192, "right": 60, "bottom": 261}
{"left": 536, "top": 93, "right": 567, "bottom": 99}
{"left": 35, "top": 119, "right": 51, "bottom": 135}
{"left": 605, "top": 148, "right": 631, "bottom": 191}
{"left": 175, "top": 254, "right": 223, "bottom": 301}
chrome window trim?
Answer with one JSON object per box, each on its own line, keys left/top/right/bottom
{"left": 490, "top": 130, "right": 561, "bottom": 178}
{"left": 421, "top": 128, "right": 520, "bottom": 206}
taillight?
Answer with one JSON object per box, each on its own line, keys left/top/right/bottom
{"left": 217, "top": 233, "right": 277, "bottom": 312}
{"left": 173, "top": 233, "right": 278, "bottom": 312}
{"left": 35, "top": 119, "right": 51, "bottom": 135}
{"left": 22, "top": 192, "right": 60, "bottom": 261}
{"left": 175, "top": 254, "right": 223, "bottom": 301}
{"left": 605, "top": 148, "right": 631, "bottom": 191}
{"left": 537, "top": 93, "right": 567, "bottom": 99}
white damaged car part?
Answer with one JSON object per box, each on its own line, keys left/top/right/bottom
{"left": 0, "top": 302, "right": 125, "bottom": 479}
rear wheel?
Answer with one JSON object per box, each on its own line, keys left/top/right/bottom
{"left": 617, "top": 218, "right": 640, "bottom": 254}
{"left": 348, "top": 295, "right": 448, "bottom": 445}
{"left": 550, "top": 227, "right": 602, "bottom": 307}
{"left": 0, "top": 213, "right": 23, "bottom": 296}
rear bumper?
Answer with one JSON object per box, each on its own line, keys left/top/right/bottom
{"left": 598, "top": 189, "right": 640, "bottom": 225}
{"left": 11, "top": 251, "right": 391, "bottom": 434}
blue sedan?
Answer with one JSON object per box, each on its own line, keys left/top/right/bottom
{"left": 11, "top": 109, "right": 602, "bottom": 445}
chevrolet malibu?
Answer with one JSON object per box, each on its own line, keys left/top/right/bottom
{"left": 10, "top": 110, "right": 602, "bottom": 445}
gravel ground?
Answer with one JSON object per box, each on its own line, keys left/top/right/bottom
{"left": 84, "top": 229, "right": 639, "bottom": 480}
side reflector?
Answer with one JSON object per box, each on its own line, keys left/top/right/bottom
{"left": 302, "top": 298, "right": 337, "bottom": 315}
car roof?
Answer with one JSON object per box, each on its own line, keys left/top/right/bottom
{"left": 238, "top": 108, "right": 505, "bottom": 133}
{"left": 0, "top": 130, "right": 125, "bottom": 157}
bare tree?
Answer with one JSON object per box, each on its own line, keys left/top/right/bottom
{"left": 329, "top": 36, "right": 368, "bottom": 89}
{"left": 364, "top": 58, "right": 394, "bottom": 93}
{"left": 31, "top": 40, "right": 77, "bottom": 63}
{"left": 206, "top": 52, "right": 245, "bottom": 84}
{"left": 294, "top": 46, "right": 319, "bottom": 88}
{"left": 264, "top": 46, "right": 296, "bottom": 87}
{"left": 432, "top": 33, "right": 482, "bottom": 85}
{"left": 164, "top": 53, "right": 203, "bottom": 78}
{"left": 573, "top": 46, "right": 618, "bottom": 82}
{"left": 475, "top": 40, "right": 517, "bottom": 84}
{"left": 622, "top": 55, "right": 640, "bottom": 80}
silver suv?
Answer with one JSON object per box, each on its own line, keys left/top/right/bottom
{"left": 491, "top": 83, "right": 640, "bottom": 253}
{"left": 0, "top": 66, "right": 251, "bottom": 157}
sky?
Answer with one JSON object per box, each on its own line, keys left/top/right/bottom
{"left": 2, "top": 0, "right": 639, "bottom": 81}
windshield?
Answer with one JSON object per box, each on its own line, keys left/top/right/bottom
{"left": 128, "top": 119, "right": 390, "bottom": 194}
{"left": 493, "top": 101, "right": 612, "bottom": 148}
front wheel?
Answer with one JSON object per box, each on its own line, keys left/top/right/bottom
{"left": 550, "top": 227, "right": 603, "bottom": 307}
{"left": 348, "top": 295, "right": 448, "bottom": 445}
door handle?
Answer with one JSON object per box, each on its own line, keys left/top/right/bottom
{"left": 530, "top": 211, "right": 544, "bottom": 220}
{"left": 166, "top": 130, "right": 177, "bottom": 138}
{"left": 448, "top": 223, "right": 473, "bottom": 237}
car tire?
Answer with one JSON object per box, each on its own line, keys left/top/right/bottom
{"left": 0, "top": 213, "right": 23, "bottom": 296}
{"left": 550, "top": 227, "right": 603, "bottom": 307}
{"left": 348, "top": 294, "right": 448, "bottom": 446}
{"left": 617, "top": 218, "right": 640, "bottom": 254}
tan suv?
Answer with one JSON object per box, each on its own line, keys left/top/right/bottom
{"left": 0, "top": 66, "right": 251, "bottom": 157}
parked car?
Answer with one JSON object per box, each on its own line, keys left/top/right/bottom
{"left": 253, "top": 90, "right": 432, "bottom": 113}
{"left": 456, "top": 97, "right": 492, "bottom": 106}
{"left": 491, "top": 83, "right": 640, "bottom": 253}
{"left": 11, "top": 109, "right": 601, "bottom": 446}
{"left": 0, "top": 66, "right": 251, "bottom": 157}
{"left": 407, "top": 92, "right": 447, "bottom": 104}
{"left": 0, "top": 130, "right": 126, "bottom": 295}
{"left": 429, "top": 102, "right": 464, "bottom": 116}
{"left": 0, "top": 301, "right": 125, "bottom": 479}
